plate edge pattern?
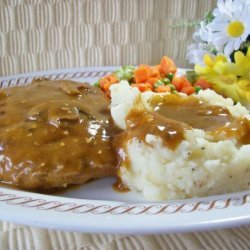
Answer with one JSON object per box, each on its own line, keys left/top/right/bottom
{"left": 0, "top": 191, "right": 249, "bottom": 215}
{"left": 0, "top": 70, "right": 112, "bottom": 88}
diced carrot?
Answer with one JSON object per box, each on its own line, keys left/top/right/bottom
{"left": 106, "top": 74, "right": 119, "bottom": 84}
{"left": 194, "top": 79, "right": 211, "bottom": 90}
{"left": 149, "top": 66, "right": 160, "bottom": 78}
{"left": 147, "top": 77, "right": 159, "bottom": 85}
{"left": 181, "top": 86, "right": 195, "bottom": 95}
{"left": 155, "top": 64, "right": 161, "bottom": 72}
{"left": 155, "top": 85, "right": 171, "bottom": 93}
{"left": 159, "top": 56, "right": 177, "bottom": 76}
{"left": 138, "top": 84, "right": 149, "bottom": 92}
{"left": 99, "top": 74, "right": 118, "bottom": 90}
{"left": 103, "top": 82, "right": 111, "bottom": 91}
{"left": 172, "top": 76, "right": 183, "bottom": 91}
{"left": 105, "top": 76, "right": 112, "bottom": 82}
{"left": 134, "top": 67, "right": 150, "bottom": 83}
{"left": 131, "top": 83, "right": 152, "bottom": 92}
{"left": 179, "top": 77, "right": 192, "bottom": 88}
{"left": 144, "top": 83, "right": 153, "bottom": 90}
{"left": 99, "top": 78, "right": 109, "bottom": 89}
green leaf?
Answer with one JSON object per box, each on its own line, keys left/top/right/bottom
{"left": 204, "top": 10, "right": 214, "bottom": 25}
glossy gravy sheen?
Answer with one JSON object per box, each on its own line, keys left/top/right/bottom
{"left": 114, "top": 94, "right": 250, "bottom": 166}
{"left": 0, "top": 79, "right": 121, "bottom": 190}
{"left": 113, "top": 100, "right": 190, "bottom": 182}
{"left": 149, "top": 95, "right": 233, "bottom": 130}
{"left": 149, "top": 94, "right": 250, "bottom": 144}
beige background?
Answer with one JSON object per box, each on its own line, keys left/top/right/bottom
{"left": 1, "top": 0, "right": 216, "bottom": 76}
{"left": 1, "top": 0, "right": 250, "bottom": 249}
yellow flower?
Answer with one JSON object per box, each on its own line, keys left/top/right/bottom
{"left": 194, "top": 52, "right": 250, "bottom": 107}
{"left": 195, "top": 54, "right": 237, "bottom": 87}
{"left": 229, "top": 48, "right": 250, "bottom": 79}
{"left": 195, "top": 54, "right": 229, "bottom": 75}
{"left": 236, "top": 79, "right": 250, "bottom": 105}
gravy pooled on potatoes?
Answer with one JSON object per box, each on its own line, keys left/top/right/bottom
{"left": 114, "top": 93, "right": 250, "bottom": 168}
{"left": 149, "top": 94, "right": 250, "bottom": 144}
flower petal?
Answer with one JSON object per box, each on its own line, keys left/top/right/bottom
{"left": 247, "top": 48, "right": 250, "bottom": 58}
{"left": 233, "top": 38, "right": 242, "bottom": 51}
{"left": 213, "top": 35, "right": 229, "bottom": 50}
{"left": 234, "top": 50, "right": 247, "bottom": 64}
{"left": 224, "top": 40, "right": 234, "bottom": 56}
{"left": 204, "top": 54, "right": 215, "bottom": 67}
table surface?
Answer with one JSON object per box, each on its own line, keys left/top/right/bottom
{"left": 1, "top": 221, "right": 250, "bottom": 250}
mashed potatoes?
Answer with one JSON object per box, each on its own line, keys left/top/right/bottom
{"left": 110, "top": 81, "right": 250, "bottom": 201}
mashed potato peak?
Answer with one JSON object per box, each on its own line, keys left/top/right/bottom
{"left": 110, "top": 81, "right": 250, "bottom": 201}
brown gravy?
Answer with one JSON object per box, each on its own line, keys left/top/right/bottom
{"left": 117, "top": 108, "right": 188, "bottom": 150}
{"left": 114, "top": 94, "right": 250, "bottom": 165}
{"left": 113, "top": 102, "right": 190, "bottom": 175}
{"left": 113, "top": 94, "right": 250, "bottom": 193}
{"left": 112, "top": 178, "right": 130, "bottom": 193}
{"left": 149, "top": 94, "right": 250, "bottom": 144}
{"left": 0, "top": 79, "right": 121, "bottom": 190}
{"left": 149, "top": 95, "right": 233, "bottom": 131}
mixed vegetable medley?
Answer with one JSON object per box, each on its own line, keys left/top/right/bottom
{"left": 96, "top": 56, "right": 211, "bottom": 97}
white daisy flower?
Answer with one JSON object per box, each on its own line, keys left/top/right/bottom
{"left": 186, "top": 20, "right": 216, "bottom": 64}
{"left": 201, "top": 21, "right": 212, "bottom": 42}
{"left": 194, "top": 21, "right": 210, "bottom": 43}
{"left": 186, "top": 43, "right": 206, "bottom": 65}
{"left": 207, "top": 0, "right": 250, "bottom": 57}
{"left": 186, "top": 42, "right": 215, "bottom": 65}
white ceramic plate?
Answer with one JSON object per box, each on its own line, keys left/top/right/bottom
{"left": 0, "top": 67, "right": 249, "bottom": 234}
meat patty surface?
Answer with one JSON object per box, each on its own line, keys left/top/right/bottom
{"left": 0, "top": 79, "right": 120, "bottom": 190}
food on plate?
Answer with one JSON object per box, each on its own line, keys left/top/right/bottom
{"left": 0, "top": 79, "right": 120, "bottom": 190}
{"left": 110, "top": 81, "right": 250, "bottom": 200}
{"left": 1, "top": 54, "right": 249, "bottom": 201}
{"left": 96, "top": 56, "right": 211, "bottom": 97}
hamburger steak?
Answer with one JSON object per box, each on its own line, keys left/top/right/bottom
{"left": 0, "top": 79, "right": 120, "bottom": 190}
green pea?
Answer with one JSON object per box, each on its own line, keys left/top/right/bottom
{"left": 115, "top": 65, "right": 135, "bottom": 81}
{"left": 167, "top": 73, "right": 174, "bottom": 81}
{"left": 154, "top": 80, "right": 164, "bottom": 88}
{"left": 163, "top": 78, "right": 171, "bottom": 85}
{"left": 194, "top": 86, "right": 202, "bottom": 93}
{"left": 169, "top": 84, "right": 176, "bottom": 91}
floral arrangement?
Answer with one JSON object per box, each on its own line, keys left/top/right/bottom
{"left": 187, "top": 0, "right": 250, "bottom": 64}
{"left": 186, "top": 0, "right": 250, "bottom": 109}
